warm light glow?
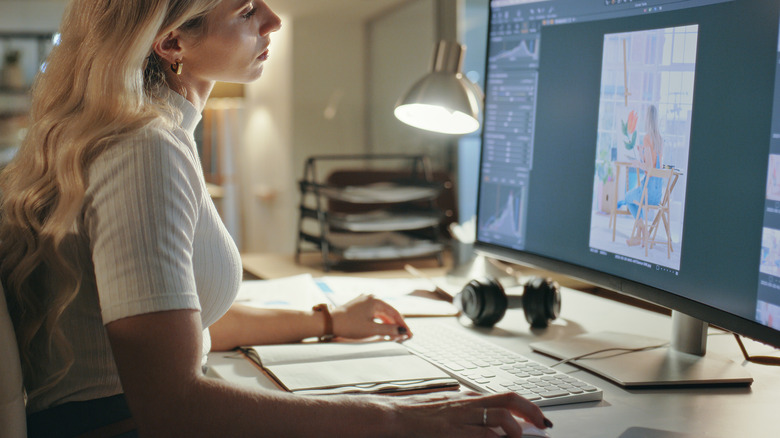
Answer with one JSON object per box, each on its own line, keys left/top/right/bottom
{"left": 394, "top": 103, "right": 480, "bottom": 135}
{"left": 394, "top": 41, "right": 482, "bottom": 135}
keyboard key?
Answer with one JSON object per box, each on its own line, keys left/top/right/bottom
{"left": 442, "top": 361, "right": 464, "bottom": 372}
{"left": 486, "top": 384, "right": 504, "bottom": 393}
{"left": 457, "top": 360, "right": 478, "bottom": 370}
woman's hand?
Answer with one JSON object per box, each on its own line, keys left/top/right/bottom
{"left": 331, "top": 294, "right": 411, "bottom": 341}
{"left": 381, "top": 391, "right": 552, "bottom": 438}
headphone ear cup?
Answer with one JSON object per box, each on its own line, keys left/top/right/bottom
{"left": 455, "top": 277, "right": 507, "bottom": 327}
{"left": 521, "top": 277, "right": 561, "bottom": 328}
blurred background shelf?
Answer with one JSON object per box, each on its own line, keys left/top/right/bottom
{"left": 295, "top": 154, "right": 452, "bottom": 271}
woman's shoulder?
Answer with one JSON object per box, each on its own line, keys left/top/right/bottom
{"left": 124, "top": 119, "right": 191, "bottom": 152}
{"left": 87, "top": 120, "right": 202, "bottom": 192}
{"left": 99, "top": 121, "right": 197, "bottom": 167}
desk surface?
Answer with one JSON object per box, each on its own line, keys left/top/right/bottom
{"left": 215, "top": 253, "right": 780, "bottom": 437}
{"left": 242, "top": 251, "right": 595, "bottom": 291}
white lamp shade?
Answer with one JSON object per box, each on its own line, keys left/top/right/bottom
{"left": 395, "top": 41, "right": 482, "bottom": 135}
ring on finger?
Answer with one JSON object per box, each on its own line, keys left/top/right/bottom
{"left": 482, "top": 407, "right": 488, "bottom": 426}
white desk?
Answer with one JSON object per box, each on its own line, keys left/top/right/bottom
{"left": 210, "top": 254, "right": 780, "bottom": 437}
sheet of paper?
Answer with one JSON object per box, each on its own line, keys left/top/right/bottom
{"left": 248, "top": 341, "right": 409, "bottom": 366}
{"left": 314, "top": 276, "right": 458, "bottom": 317}
{"left": 233, "top": 274, "right": 327, "bottom": 310}
{"left": 232, "top": 274, "right": 459, "bottom": 317}
{"left": 265, "top": 355, "right": 458, "bottom": 394}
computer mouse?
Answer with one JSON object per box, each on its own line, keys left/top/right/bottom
{"left": 490, "top": 421, "right": 552, "bottom": 438}
{"left": 521, "top": 423, "right": 552, "bottom": 438}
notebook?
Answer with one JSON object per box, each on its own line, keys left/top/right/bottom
{"left": 240, "top": 341, "right": 459, "bottom": 396}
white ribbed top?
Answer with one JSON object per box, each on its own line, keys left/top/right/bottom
{"left": 27, "top": 90, "right": 242, "bottom": 413}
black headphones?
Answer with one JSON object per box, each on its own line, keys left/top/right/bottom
{"left": 453, "top": 276, "right": 561, "bottom": 328}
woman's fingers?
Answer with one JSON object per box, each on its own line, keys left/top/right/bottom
{"left": 482, "top": 407, "right": 524, "bottom": 437}
{"left": 394, "top": 392, "right": 548, "bottom": 438}
{"left": 368, "top": 319, "right": 408, "bottom": 338}
{"left": 479, "top": 392, "right": 549, "bottom": 430}
{"left": 370, "top": 298, "right": 411, "bottom": 334}
{"left": 422, "top": 392, "right": 550, "bottom": 433}
{"left": 332, "top": 294, "right": 410, "bottom": 339}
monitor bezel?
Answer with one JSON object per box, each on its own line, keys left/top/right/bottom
{"left": 475, "top": 0, "right": 780, "bottom": 351}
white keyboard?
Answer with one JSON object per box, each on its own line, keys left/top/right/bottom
{"left": 403, "top": 321, "right": 603, "bottom": 407}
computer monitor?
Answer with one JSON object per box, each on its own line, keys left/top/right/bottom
{"left": 475, "top": 0, "right": 780, "bottom": 386}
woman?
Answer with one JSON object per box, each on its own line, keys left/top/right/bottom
{"left": 621, "top": 105, "right": 664, "bottom": 247}
{"left": 0, "top": 1, "right": 551, "bottom": 437}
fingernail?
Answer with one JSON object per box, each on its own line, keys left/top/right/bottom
{"left": 397, "top": 326, "right": 408, "bottom": 335}
{"left": 543, "top": 418, "right": 554, "bottom": 428}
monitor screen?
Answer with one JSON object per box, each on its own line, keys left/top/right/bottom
{"left": 476, "top": 0, "right": 780, "bottom": 352}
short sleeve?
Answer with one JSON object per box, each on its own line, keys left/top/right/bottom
{"left": 84, "top": 127, "right": 204, "bottom": 324}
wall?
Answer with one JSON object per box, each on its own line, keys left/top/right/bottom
{"left": 290, "top": 15, "right": 367, "bottom": 180}
{"left": 240, "top": 16, "right": 296, "bottom": 254}
{"left": 0, "top": 1, "right": 65, "bottom": 32}
{"left": 366, "top": 0, "right": 447, "bottom": 162}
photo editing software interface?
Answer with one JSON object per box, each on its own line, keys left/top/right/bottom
{"left": 476, "top": 0, "right": 780, "bottom": 340}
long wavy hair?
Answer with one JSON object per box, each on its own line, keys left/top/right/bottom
{"left": 0, "top": 0, "right": 221, "bottom": 396}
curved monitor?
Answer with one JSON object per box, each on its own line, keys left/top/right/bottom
{"left": 475, "top": 0, "right": 780, "bottom": 384}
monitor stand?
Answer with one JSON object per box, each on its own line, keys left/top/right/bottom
{"left": 530, "top": 311, "right": 753, "bottom": 387}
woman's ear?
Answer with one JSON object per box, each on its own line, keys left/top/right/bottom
{"left": 153, "top": 31, "right": 184, "bottom": 66}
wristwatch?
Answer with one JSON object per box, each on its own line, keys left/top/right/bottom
{"left": 312, "top": 303, "right": 334, "bottom": 342}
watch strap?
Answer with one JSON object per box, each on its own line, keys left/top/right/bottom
{"left": 312, "top": 303, "right": 334, "bottom": 342}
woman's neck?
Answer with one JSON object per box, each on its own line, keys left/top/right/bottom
{"left": 164, "top": 70, "right": 214, "bottom": 113}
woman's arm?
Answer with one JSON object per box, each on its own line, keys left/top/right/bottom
{"left": 106, "top": 309, "right": 549, "bottom": 437}
{"left": 209, "top": 295, "right": 411, "bottom": 351}
{"left": 107, "top": 309, "right": 391, "bottom": 437}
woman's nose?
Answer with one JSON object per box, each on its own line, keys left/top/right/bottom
{"left": 260, "top": 3, "right": 282, "bottom": 36}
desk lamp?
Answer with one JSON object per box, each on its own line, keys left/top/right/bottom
{"left": 394, "top": 40, "right": 482, "bottom": 135}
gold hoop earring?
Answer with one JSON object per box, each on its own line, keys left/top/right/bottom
{"left": 171, "top": 60, "right": 183, "bottom": 75}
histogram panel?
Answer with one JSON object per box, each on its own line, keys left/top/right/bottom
{"left": 483, "top": 70, "right": 538, "bottom": 177}
{"left": 478, "top": 182, "right": 527, "bottom": 247}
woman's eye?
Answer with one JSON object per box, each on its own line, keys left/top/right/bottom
{"left": 241, "top": 8, "right": 256, "bottom": 20}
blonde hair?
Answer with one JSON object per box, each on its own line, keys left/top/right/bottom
{"left": 0, "top": 0, "right": 221, "bottom": 396}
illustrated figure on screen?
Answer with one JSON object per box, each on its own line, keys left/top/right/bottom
{"left": 618, "top": 105, "right": 664, "bottom": 247}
